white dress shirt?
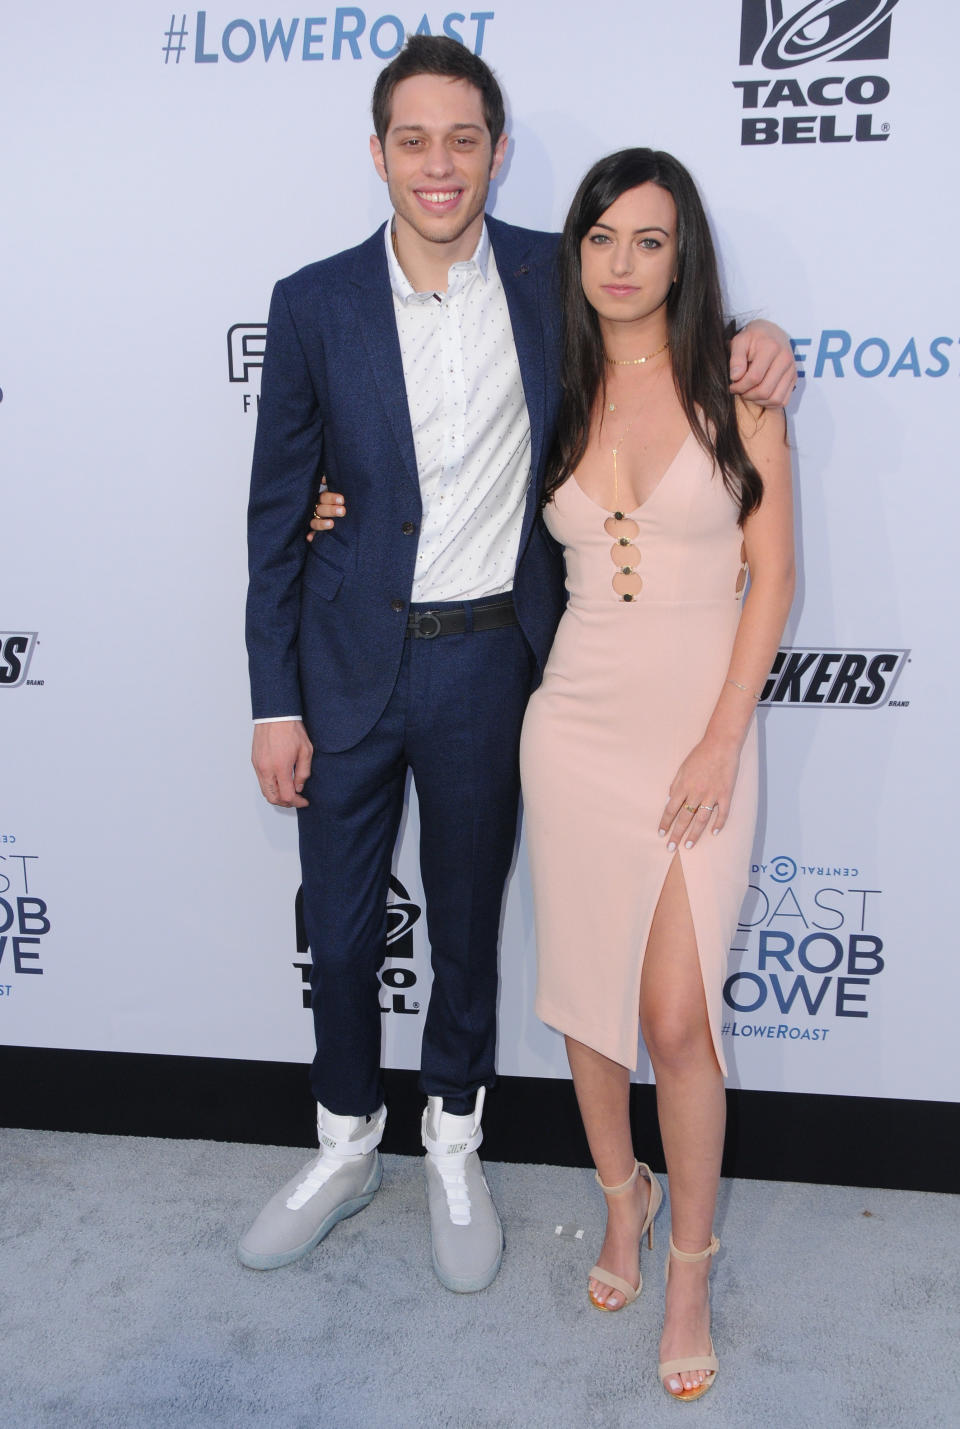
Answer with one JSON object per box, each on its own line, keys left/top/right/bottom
{"left": 256, "top": 220, "right": 531, "bottom": 724}
{"left": 386, "top": 221, "right": 531, "bottom": 603}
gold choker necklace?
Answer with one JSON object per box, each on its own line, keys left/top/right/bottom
{"left": 605, "top": 340, "right": 669, "bottom": 367}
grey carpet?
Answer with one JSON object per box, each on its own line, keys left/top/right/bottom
{"left": 2, "top": 1129, "right": 957, "bottom": 1428}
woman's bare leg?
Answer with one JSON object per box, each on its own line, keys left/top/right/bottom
{"left": 565, "top": 1036, "right": 652, "bottom": 1310}
{"left": 639, "top": 854, "right": 725, "bottom": 1396}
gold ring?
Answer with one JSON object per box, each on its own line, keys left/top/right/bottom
{"left": 313, "top": 504, "right": 323, "bottom": 519}
{"left": 684, "top": 804, "right": 698, "bottom": 814}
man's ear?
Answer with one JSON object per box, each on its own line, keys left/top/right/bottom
{"left": 370, "top": 134, "right": 388, "bottom": 183}
{"left": 489, "top": 131, "right": 508, "bottom": 182}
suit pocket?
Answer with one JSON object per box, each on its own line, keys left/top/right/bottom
{"left": 302, "top": 548, "right": 346, "bottom": 601}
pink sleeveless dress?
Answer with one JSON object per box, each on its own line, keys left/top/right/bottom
{"left": 519, "top": 430, "right": 757, "bottom": 1074}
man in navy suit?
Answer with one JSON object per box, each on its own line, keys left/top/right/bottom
{"left": 239, "top": 35, "right": 795, "bottom": 1291}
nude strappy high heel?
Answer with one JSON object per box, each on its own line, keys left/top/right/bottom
{"left": 659, "top": 1234, "right": 720, "bottom": 1402}
{"left": 588, "top": 1158, "right": 663, "bottom": 1311}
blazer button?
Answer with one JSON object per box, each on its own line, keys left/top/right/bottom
{"left": 390, "top": 599, "right": 405, "bottom": 613}
{"left": 401, "top": 521, "right": 415, "bottom": 535}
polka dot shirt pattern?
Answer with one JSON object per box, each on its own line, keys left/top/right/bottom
{"left": 385, "top": 222, "right": 531, "bottom": 603}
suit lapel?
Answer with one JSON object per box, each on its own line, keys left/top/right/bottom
{"left": 488, "top": 216, "right": 550, "bottom": 550}
{"left": 347, "top": 218, "right": 554, "bottom": 525}
{"left": 349, "top": 226, "right": 421, "bottom": 495}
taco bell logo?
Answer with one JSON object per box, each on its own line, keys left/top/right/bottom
{"left": 293, "top": 875, "right": 423, "bottom": 1014}
{"left": 739, "top": 0, "right": 898, "bottom": 69}
{"left": 734, "top": 1, "right": 900, "bottom": 146}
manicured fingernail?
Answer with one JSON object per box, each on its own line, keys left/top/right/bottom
{"left": 658, "top": 828, "right": 666, "bottom": 838}
{"left": 667, "top": 841, "right": 676, "bottom": 852}
{"left": 712, "top": 828, "right": 720, "bottom": 836}
{"left": 685, "top": 840, "right": 694, "bottom": 849}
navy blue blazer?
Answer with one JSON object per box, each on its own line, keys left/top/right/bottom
{"left": 246, "top": 214, "right": 565, "bottom": 753}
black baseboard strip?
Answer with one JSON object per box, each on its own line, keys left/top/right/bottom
{"left": 1, "top": 1045, "right": 956, "bottom": 1193}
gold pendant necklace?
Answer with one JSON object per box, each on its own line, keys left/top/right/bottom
{"left": 600, "top": 342, "right": 667, "bottom": 600}
{"left": 611, "top": 421, "right": 637, "bottom": 514}
{"left": 605, "top": 340, "right": 668, "bottom": 411}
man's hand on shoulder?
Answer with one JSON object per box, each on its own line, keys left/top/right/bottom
{"left": 728, "top": 319, "right": 797, "bottom": 409}
{"left": 252, "top": 720, "right": 313, "bottom": 808}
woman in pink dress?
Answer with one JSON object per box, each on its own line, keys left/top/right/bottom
{"left": 519, "top": 149, "right": 794, "bottom": 1401}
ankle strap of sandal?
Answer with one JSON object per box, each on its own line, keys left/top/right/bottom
{"left": 668, "top": 1234, "right": 720, "bottom": 1263}
{"left": 595, "top": 1159, "right": 640, "bottom": 1196}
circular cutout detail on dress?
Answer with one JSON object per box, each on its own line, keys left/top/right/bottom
{"left": 605, "top": 515, "right": 639, "bottom": 540}
{"left": 613, "top": 570, "right": 643, "bottom": 597}
{"left": 609, "top": 543, "right": 640, "bottom": 567}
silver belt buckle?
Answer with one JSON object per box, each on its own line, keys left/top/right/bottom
{"left": 410, "top": 610, "right": 442, "bottom": 639}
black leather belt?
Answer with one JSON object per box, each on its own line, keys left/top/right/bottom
{"left": 405, "top": 598, "right": 517, "bottom": 639}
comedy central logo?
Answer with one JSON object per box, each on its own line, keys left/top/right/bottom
{"left": 294, "top": 875, "right": 424, "bottom": 1014}
{"left": 761, "top": 647, "right": 909, "bottom": 707}
{"left": 734, "top": 1, "right": 900, "bottom": 146}
{"left": 0, "top": 633, "right": 38, "bottom": 689}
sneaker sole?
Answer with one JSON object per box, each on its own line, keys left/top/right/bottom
{"left": 237, "top": 1154, "right": 382, "bottom": 1271}
{"left": 431, "top": 1228, "right": 504, "bottom": 1293}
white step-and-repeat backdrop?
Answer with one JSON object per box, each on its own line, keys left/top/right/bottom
{"left": 3, "top": 1, "right": 956, "bottom": 1104}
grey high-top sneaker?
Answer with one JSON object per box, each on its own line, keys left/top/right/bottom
{"left": 422, "top": 1087, "right": 503, "bottom": 1293}
{"left": 238, "top": 1103, "right": 386, "bottom": 1270}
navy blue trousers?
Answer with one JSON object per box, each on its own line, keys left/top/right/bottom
{"left": 297, "top": 598, "right": 534, "bottom": 1117}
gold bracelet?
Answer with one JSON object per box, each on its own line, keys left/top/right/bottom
{"left": 727, "top": 678, "right": 762, "bottom": 701}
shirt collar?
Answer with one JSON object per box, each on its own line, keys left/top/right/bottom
{"left": 384, "top": 219, "right": 491, "bottom": 305}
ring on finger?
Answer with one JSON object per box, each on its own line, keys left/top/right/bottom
{"left": 698, "top": 803, "right": 716, "bottom": 812}
{"left": 683, "top": 804, "right": 698, "bottom": 814}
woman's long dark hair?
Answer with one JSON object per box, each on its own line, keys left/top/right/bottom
{"left": 544, "top": 148, "right": 763, "bottom": 523}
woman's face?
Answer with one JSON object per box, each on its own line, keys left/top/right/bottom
{"left": 579, "top": 182, "right": 678, "bottom": 330}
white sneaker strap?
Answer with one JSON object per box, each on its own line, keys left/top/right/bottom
{"left": 430, "top": 1155, "right": 474, "bottom": 1226}
{"left": 421, "top": 1088, "right": 485, "bottom": 1159}
{"left": 424, "top": 1124, "right": 483, "bottom": 1157}
{"left": 285, "top": 1105, "right": 386, "bottom": 1211}
{"left": 317, "top": 1103, "right": 386, "bottom": 1157}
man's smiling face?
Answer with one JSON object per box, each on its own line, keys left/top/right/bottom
{"left": 370, "top": 73, "right": 507, "bottom": 256}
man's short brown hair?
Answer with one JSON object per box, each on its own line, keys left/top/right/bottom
{"left": 371, "top": 35, "right": 506, "bottom": 150}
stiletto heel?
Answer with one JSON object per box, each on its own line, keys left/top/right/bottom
{"left": 588, "top": 1159, "right": 663, "bottom": 1311}
{"left": 659, "top": 1234, "right": 720, "bottom": 1402}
